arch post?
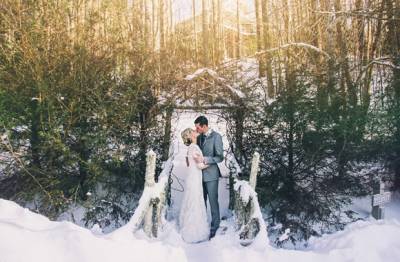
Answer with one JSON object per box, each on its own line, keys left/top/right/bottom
{"left": 249, "top": 152, "right": 260, "bottom": 190}
{"left": 145, "top": 150, "right": 156, "bottom": 187}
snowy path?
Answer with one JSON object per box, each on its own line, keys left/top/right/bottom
{"left": 1, "top": 110, "right": 400, "bottom": 261}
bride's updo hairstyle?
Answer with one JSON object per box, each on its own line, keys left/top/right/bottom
{"left": 181, "top": 128, "right": 193, "bottom": 146}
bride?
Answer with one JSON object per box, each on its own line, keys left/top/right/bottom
{"left": 179, "top": 128, "right": 210, "bottom": 243}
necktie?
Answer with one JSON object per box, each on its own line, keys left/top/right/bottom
{"left": 201, "top": 134, "right": 206, "bottom": 149}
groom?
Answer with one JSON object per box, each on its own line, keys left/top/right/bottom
{"left": 194, "top": 116, "right": 224, "bottom": 239}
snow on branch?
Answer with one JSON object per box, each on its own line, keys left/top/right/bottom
{"left": 309, "top": 8, "right": 399, "bottom": 21}
{"left": 355, "top": 57, "right": 400, "bottom": 85}
{"left": 184, "top": 68, "right": 220, "bottom": 81}
{"left": 184, "top": 68, "right": 246, "bottom": 99}
{"left": 226, "top": 83, "right": 246, "bottom": 99}
{"left": 255, "top": 42, "right": 331, "bottom": 59}
{"left": 365, "top": 57, "right": 400, "bottom": 70}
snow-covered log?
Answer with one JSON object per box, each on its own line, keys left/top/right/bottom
{"left": 128, "top": 152, "right": 173, "bottom": 238}
{"left": 233, "top": 179, "right": 268, "bottom": 246}
{"left": 231, "top": 152, "right": 268, "bottom": 246}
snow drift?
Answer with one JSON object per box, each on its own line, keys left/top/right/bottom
{"left": 1, "top": 198, "right": 400, "bottom": 262}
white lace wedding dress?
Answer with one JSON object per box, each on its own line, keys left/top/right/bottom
{"left": 179, "top": 143, "right": 210, "bottom": 243}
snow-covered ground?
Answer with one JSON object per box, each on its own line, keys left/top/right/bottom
{"left": 1, "top": 197, "right": 400, "bottom": 262}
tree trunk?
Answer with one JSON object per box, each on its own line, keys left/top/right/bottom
{"left": 30, "top": 98, "right": 41, "bottom": 171}
{"left": 144, "top": 0, "right": 150, "bottom": 47}
{"left": 77, "top": 137, "right": 90, "bottom": 200}
{"left": 236, "top": 0, "right": 241, "bottom": 59}
{"left": 287, "top": 71, "right": 295, "bottom": 176}
{"left": 168, "top": 0, "right": 173, "bottom": 43}
{"left": 254, "top": 0, "right": 265, "bottom": 77}
{"left": 138, "top": 111, "right": 149, "bottom": 189}
{"left": 234, "top": 107, "right": 245, "bottom": 166}
{"left": 363, "top": 1, "right": 384, "bottom": 111}
{"left": 261, "top": 0, "right": 274, "bottom": 97}
{"left": 334, "top": 0, "right": 356, "bottom": 109}
{"left": 312, "top": 0, "right": 329, "bottom": 119}
{"left": 159, "top": 0, "right": 165, "bottom": 50}
{"left": 216, "top": 0, "right": 222, "bottom": 63}
{"left": 152, "top": 0, "right": 156, "bottom": 50}
{"left": 201, "top": 0, "right": 209, "bottom": 66}
{"left": 386, "top": 0, "right": 400, "bottom": 189}
{"left": 162, "top": 107, "right": 173, "bottom": 161}
{"left": 211, "top": 0, "right": 219, "bottom": 66}
{"left": 192, "top": 0, "right": 198, "bottom": 65}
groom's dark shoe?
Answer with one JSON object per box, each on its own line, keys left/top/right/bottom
{"left": 209, "top": 230, "right": 216, "bottom": 240}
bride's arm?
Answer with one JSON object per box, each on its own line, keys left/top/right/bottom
{"left": 195, "top": 159, "right": 209, "bottom": 170}
{"left": 191, "top": 147, "right": 209, "bottom": 170}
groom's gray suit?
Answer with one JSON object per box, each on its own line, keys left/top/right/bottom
{"left": 197, "top": 129, "right": 223, "bottom": 234}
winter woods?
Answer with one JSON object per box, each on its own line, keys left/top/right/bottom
{"left": 0, "top": 0, "right": 399, "bottom": 245}
{"left": 224, "top": 0, "right": 400, "bottom": 245}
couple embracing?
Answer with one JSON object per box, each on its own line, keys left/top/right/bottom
{"left": 179, "top": 116, "right": 224, "bottom": 243}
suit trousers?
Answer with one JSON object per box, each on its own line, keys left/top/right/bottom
{"left": 202, "top": 179, "right": 220, "bottom": 232}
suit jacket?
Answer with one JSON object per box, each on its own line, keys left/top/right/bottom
{"left": 197, "top": 130, "right": 224, "bottom": 182}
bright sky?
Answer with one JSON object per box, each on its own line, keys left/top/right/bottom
{"left": 172, "top": 0, "right": 255, "bottom": 22}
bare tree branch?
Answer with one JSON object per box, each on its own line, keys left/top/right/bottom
{"left": 255, "top": 42, "right": 331, "bottom": 60}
